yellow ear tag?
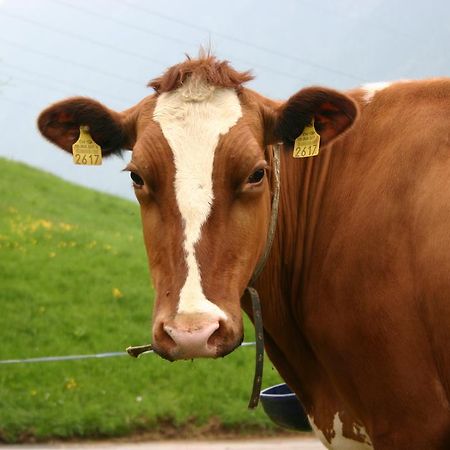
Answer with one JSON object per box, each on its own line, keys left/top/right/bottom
{"left": 293, "top": 120, "right": 321, "bottom": 158}
{"left": 72, "top": 126, "right": 102, "bottom": 165}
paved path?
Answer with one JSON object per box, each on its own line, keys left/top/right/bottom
{"left": 2, "top": 437, "right": 325, "bottom": 449}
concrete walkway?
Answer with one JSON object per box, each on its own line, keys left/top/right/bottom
{"left": 3, "top": 437, "right": 326, "bottom": 449}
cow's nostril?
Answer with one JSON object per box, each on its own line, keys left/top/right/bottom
{"left": 155, "top": 321, "right": 177, "bottom": 350}
{"left": 207, "top": 319, "right": 225, "bottom": 347}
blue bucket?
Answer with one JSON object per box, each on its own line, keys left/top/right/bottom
{"left": 260, "top": 383, "right": 311, "bottom": 431}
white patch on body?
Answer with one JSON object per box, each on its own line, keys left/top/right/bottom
{"left": 362, "top": 81, "right": 393, "bottom": 103}
{"left": 153, "top": 77, "right": 242, "bottom": 319}
{"left": 362, "top": 79, "right": 411, "bottom": 103}
{"left": 308, "top": 413, "right": 372, "bottom": 450}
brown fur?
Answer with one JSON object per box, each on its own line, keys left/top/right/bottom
{"left": 254, "top": 79, "right": 450, "bottom": 449}
{"left": 148, "top": 53, "right": 254, "bottom": 94}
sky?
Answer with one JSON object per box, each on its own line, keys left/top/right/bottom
{"left": 0, "top": 0, "right": 449, "bottom": 201}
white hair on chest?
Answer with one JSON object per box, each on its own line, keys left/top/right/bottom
{"left": 308, "top": 413, "right": 373, "bottom": 450}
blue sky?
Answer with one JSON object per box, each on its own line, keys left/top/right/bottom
{"left": 0, "top": 0, "right": 448, "bottom": 200}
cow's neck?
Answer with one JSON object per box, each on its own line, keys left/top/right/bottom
{"left": 250, "top": 141, "right": 348, "bottom": 422}
{"left": 275, "top": 146, "right": 335, "bottom": 301}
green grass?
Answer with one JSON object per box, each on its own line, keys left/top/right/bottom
{"left": 0, "top": 157, "right": 283, "bottom": 443}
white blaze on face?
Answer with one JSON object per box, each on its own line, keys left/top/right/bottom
{"left": 153, "top": 77, "right": 242, "bottom": 319}
{"left": 308, "top": 413, "right": 373, "bottom": 450}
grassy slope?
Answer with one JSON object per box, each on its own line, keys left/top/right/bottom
{"left": 0, "top": 158, "right": 283, "bottom": 442}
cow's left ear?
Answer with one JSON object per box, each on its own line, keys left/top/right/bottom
{"left": 268, "top": 87, "right": 358, "bottom": 147}
{"left": 37, "top": 97, "right": 136, "bottom": 156}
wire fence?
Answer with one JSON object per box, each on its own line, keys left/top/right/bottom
{"left": 0, "top": 341, "right": 256, "bottom": 365}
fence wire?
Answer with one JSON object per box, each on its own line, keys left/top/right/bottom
{"left": 0, "top": 342, "right": 256, "bottom": 365}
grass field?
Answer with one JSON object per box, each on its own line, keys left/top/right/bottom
{"left": 0, "top": 157, "right": 284, "bottom": 443}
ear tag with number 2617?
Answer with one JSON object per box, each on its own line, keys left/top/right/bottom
{"left": 292, "top": 119, "right": 321, "bottom": 158}
{"left": 72, "top": 126, "right": 102, "bottom": 165}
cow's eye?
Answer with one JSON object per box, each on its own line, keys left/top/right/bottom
{"left": 247, "top": 168, "right": 265, "bottom": 184}
{"left": 130, "top": 172, "right": 144, "bottom": 187}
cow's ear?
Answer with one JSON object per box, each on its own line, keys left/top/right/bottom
{"left": 37, "top": 97, "right": 135, "bottom": 156}
{"left": 267, "top": 87, "right": 358, "bottom": 147}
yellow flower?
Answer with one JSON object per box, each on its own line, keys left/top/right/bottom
{"left": 112, "top": 288, "right": 123, "bottom": 299}
{"left": 39, "top": 220, "right": 53, "bottom": 230}
{"left": 59, "top": 222, "right": 75, "bottom": 231}
{"left": 65, "top": 378, "right": 77, "bottom": 390}
{"left": 49, "top": 252, "right": 56, "bottom": 258}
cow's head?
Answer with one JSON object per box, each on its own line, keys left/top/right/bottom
{"left": 38, "top": 55, "right": 357, "bottom": 361}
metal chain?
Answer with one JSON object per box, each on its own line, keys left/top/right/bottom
{"left": 246, "top": 287, "right": 265, "bottom": 409}
{"left": 246, "top": 143, "right": 282, "bottom": 409}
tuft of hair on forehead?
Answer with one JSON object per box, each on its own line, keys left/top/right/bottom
{"left": 148, "top": 51, "right": 254, "bottom": 94}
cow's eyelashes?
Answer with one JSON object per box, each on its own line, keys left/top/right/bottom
{"left": 130, "top": 171, "right": 144, "bottom": 187}
{"left": 247, "top": 168, "right": 265, "bottom": 184}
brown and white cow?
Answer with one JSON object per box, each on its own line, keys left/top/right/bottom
{"left": 38, "top": 55, "right": 450, "bottom": 449}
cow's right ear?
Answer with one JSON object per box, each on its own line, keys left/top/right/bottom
{"left": 37, "top": 97, "right": 136, "bottom": 156}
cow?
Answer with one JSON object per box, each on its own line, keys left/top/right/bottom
{"left": 37, "top": 54, "right": 450, "bottom": 449}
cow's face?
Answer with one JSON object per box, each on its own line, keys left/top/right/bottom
{"left": 128, "top": 78, "right": 275, "bottom": 361}
{"left": 38, "top": 58, "right": 357, "bottom": 361}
